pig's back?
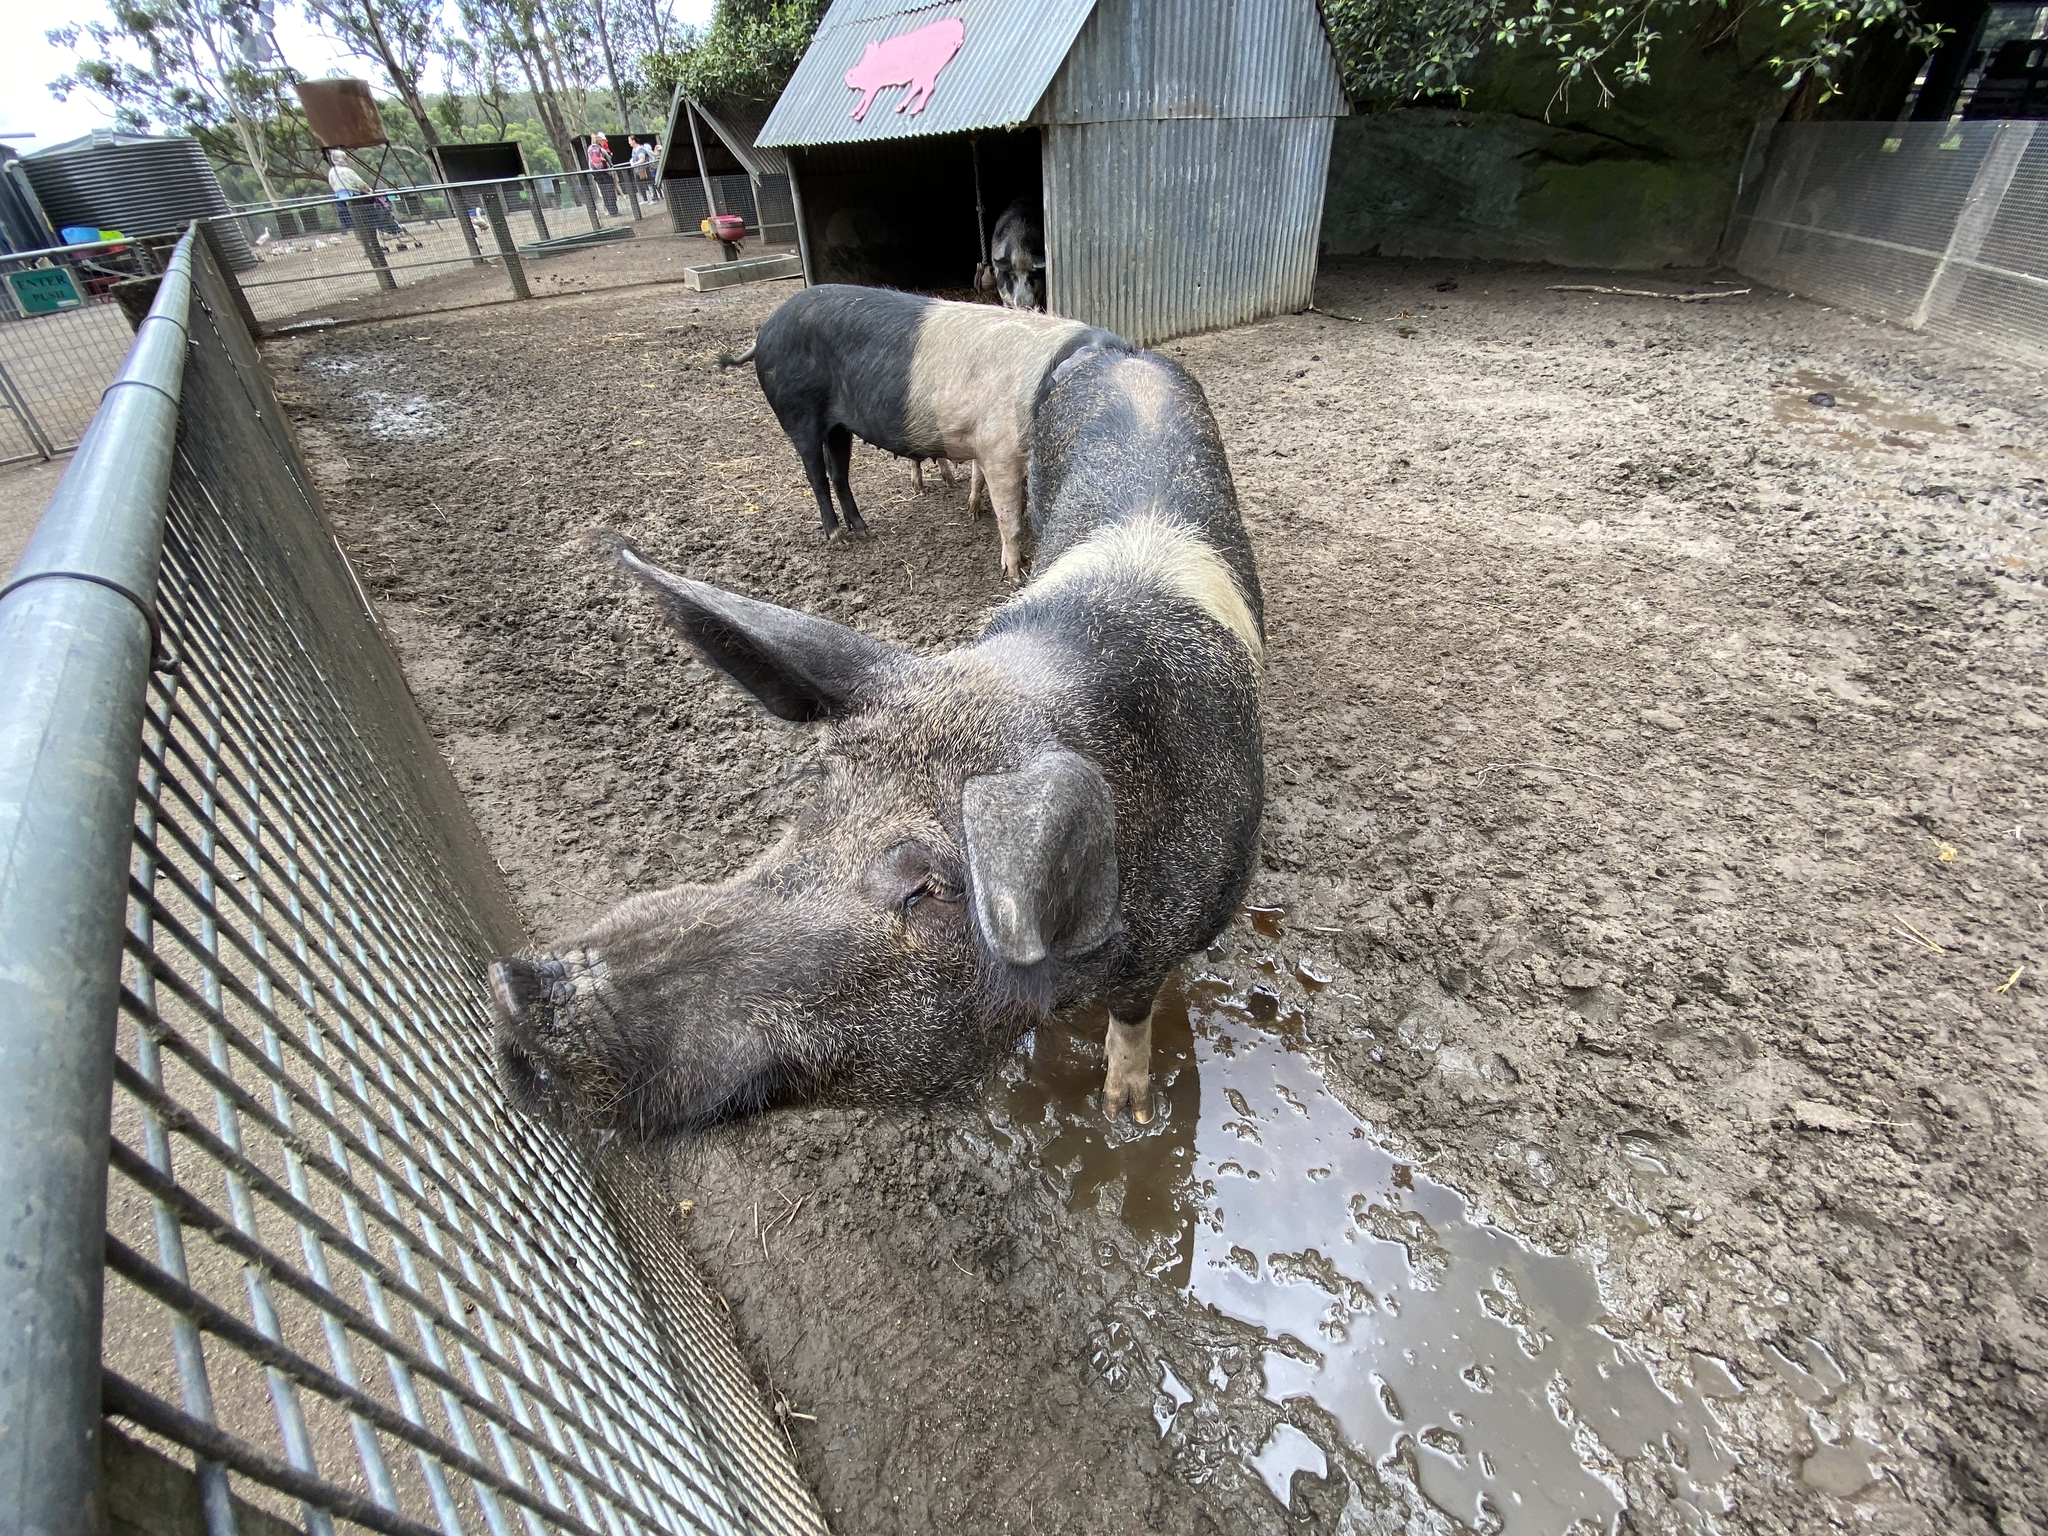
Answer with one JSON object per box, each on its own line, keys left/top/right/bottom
{"left": 986, "top": 346, "right": 1265, "bottom": 969}
{"left": 899, "top": 301, "right": 1090, "bottom": 454}
{"left": 1023, "top": 348, "right": 1263, "bottom": 643}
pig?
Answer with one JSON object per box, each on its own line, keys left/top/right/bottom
{"left": 725, "top": 283, "right": 1106, "bottom": 581}
{"left": 489, "top": 340, "right": 1264, "bottom": 1138}
{"left": 989, "top": 197, "right": 1046, "bottom": 312}
{"left": 844, "top": 17, "right": 965, "bottom": 122}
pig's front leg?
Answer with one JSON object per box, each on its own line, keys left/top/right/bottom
{"left": 1103, "top": 1007, "right": 1153, "bottom": 1123}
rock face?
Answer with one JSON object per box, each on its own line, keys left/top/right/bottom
{"left": 1321, "top": 15, "right": 1829, "bottom": 269}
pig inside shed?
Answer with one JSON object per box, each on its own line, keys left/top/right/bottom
{"left": 489, "top": 344, "right": 1264, "bottom": 1138}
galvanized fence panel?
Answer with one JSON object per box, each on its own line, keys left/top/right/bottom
{"left": 211, "top": 167, "right": 798, "bottom": 326}
{"left": 1724, "top": 119, "right": 2048, "bottom": 367}
{"left": 0, "top": 238, "right": 172, "bottom": 462}
{"left": 0, "top": 227, "right": 826, "bottom": 1536}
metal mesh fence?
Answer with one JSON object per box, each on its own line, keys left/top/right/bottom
{"left": 0, "top": 229, "right": 824, "bottom": 1536}
{"left": 1724, "top": 118, "right": 2048, "bottom": 367}
{"left": 210, "top": 169, "right": 797, "bottom": 327}
{"left": 0, "top": 168, "right": 798, "bottom": 463}
{"left": 0, "top": 242, "right": 164, "bottom": 462}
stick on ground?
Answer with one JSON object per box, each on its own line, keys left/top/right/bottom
{"left": 1548, "top": 284, "right": 1752, "bottom": 303}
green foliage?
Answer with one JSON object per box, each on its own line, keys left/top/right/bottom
{"left": 1324, "top": 0, "right": 1948, "bottom": 110}
{"left": 47, "top": 0, "right": 325, "bottom": 193}
{"left": 642, "top": 0, "right": 827, "bottom": 105}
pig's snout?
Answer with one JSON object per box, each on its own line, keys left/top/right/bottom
{"left": 491, "top": 954, "right": 571, "bottom": 1026}
{"left": 490, "top": 952, "right": 604, "bottom": 1114}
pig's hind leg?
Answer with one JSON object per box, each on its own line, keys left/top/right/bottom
{"left": 793, "top": 428, "right": 842, "bottom": 538}
{"left": 825, "top": 425, "right": 871, "bottom": 538}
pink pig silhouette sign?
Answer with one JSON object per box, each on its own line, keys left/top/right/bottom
{"left": 844, "top": 17, "right": 966, "bottom": 122}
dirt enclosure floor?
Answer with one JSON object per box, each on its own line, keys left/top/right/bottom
{"left": 274, "top": 257, "right": 2046, "bottom": 1536}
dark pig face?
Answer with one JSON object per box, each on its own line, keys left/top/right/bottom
{"left": 490, "top": 535, "right": 1121, "bottom": 1138}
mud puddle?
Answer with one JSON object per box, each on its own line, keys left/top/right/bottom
{"left": 1771, "top": 369, "right": 1968, "bottom": 452}
{"left": 994, "top": 959, "right": 1735, "bottom": 1530}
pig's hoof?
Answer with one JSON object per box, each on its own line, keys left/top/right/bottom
{"left": 1103, "top": 1080, "right": 1151, "bottom": 1122}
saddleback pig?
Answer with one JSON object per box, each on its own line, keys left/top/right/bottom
{"left": 490, "top": 341, "right": 1263, "bottom": 1138}
{"left": 989, "top": 198, "right": 1047, "bottom": 312}
{"left": 722, "top": 283, "right": 1102, "bottom": 581}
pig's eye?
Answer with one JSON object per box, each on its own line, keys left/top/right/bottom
{"left": 904, "top": 877, "right": 962, "bottom": 912}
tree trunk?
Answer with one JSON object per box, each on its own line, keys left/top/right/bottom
{"left": 200, "top": 30, "right": 284, "bottom": 202}
{"left": 590, "top": 0, "right": 635, "bottom": 131}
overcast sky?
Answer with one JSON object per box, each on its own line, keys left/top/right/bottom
{"left": 0, "top": 1, "right": 716, "bottom": 149}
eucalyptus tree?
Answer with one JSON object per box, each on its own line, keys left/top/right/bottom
{"left": 48, "top": 0, "right": 319, "bottom": 200}
{"left": 303, "top": 0, "right": 444, "bottom": 148}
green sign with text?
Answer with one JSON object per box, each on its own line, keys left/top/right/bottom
{"left": 6, "top": 266, "right": 85, "bottom": 315}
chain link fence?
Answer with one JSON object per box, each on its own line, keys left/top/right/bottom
{"left": 1724, "top": 118, "right": 2048, "bottom": 368}
{"left": 0, "top": 227, "right": 824, "bottom": 1536}
{"left": 210, "top": 168, "right": 795, "bottom": 327}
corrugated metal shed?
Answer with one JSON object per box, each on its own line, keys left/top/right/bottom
{"left": 1038, "top": 0, "right": 1345, "bottom": 123}
{"left": 1046, "top": 115, "right": 1333, "bottom": 340}
{"left": 758, "top": 0, "right": 1100, "bottom": 147}
{"left": 763, "top": 0, "right": 1349, "bottom": 342}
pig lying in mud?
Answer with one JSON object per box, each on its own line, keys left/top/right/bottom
{"left": 721, "top": 283, "right": 1098, "bottom": 581}
{"left": 490, "top": 342, "right": 1264, "bottom": 1137}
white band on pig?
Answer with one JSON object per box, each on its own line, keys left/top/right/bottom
{"left": 1024, "top": 512, "right": 1264, "bottom": 664}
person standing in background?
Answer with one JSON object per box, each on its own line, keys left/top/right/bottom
{"left": 630, "top": 136, "right": 660, "bottom": 203}
{"left": 586, "top": 135, "right": 619, "bottom": 216}
{"left": 327, "top": 149, "right": 403, "bottom": 237}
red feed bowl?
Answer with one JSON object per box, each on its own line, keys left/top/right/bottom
{"left": 701, "top": 214, "right": 747, "bottom": 243}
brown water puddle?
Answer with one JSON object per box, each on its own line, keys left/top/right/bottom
{"left": 1771, "top": 369, "right": 1964, "bottom": 452}
{"left": 996, "top": 968, "right": 1736, "bottom": 1529}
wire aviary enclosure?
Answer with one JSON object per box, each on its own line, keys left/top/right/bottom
{"left": 0, "top": 229, "right": 825, "bottom": 1536}
{"left": 1725, "top": 119, "right": 2047, "bottom": 369}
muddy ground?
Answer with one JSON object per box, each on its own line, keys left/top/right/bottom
{"left": 274, "top": 258, "right": 2045, "bottom": 1536}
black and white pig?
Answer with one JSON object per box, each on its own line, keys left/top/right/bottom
{"left": 989, "top": 197, "right": 1046, "bottom": 312}
{"left": 489, "top": 340, "right": 1263, "bottom": 1136}
{"left": 723, "top": 283, "right": 1101, "bottom": 581}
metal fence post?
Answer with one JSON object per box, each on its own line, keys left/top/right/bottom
{"left": 0, "top": 231, "right": 193, "bottom": 1536}
{"left": 584, "top": 171, "right": 604, "bottom": 233}
{"left": 481, "top": 185, "right": 531, "bottom": 300}
{"left": 1910, "top": 121, "right": 2037, "bottom": 331}
{"left": 451, "top": 186, "right": 488, "bottom": 269}
{"left": 0, "top": 361, "right": 55, "bottom": 461}
{"left": 348, "top": 196, "right": 398, "bottom": 293}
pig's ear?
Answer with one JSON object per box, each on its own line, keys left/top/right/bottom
{"left": 591, "top": 532, "right": 906, "bottom": 722}
{"left": 962, "top": 750, "right": 1121, "bottom": 968}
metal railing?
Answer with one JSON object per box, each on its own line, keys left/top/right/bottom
{"left": 206, "top": 167, "right": 795, "bottom": 326}
{"left": 1724, "top": 118, "right": 2048, "bottom": 367}
{"left": 0, "top": 167, "right": 795, "bottom": 462}
{"left": 0, "top": 226, "right": 825, "bottom": 1536}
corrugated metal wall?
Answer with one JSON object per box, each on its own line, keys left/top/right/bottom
{"left": 1040, "top": 0, "right": 1346, "bottom": 123}
{"left": 1045, "top": 115, "right": 1334, "bottom": 343}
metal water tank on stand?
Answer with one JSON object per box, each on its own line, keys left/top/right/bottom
{"left": 21, "top": 132, "right": 256, "bottom": 269}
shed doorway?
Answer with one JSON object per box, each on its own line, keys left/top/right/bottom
{"left": 791, "top": 127, "right": 1039, "bottom": 291}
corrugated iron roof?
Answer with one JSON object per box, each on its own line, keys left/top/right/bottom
{"left": 757, "top": 0, "right": 1100, "bottom": 148}
{"left": 1041, "top": 0, "right": 1348, "bottom": 123}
